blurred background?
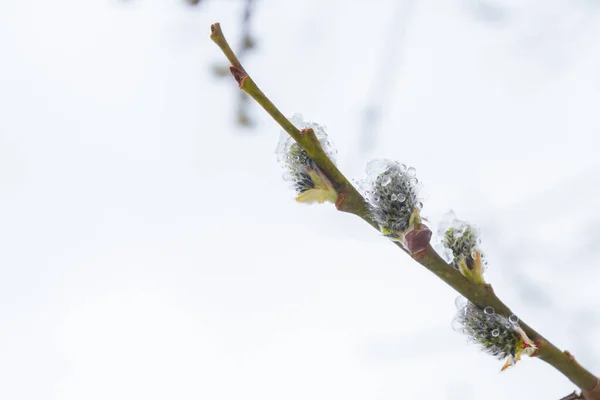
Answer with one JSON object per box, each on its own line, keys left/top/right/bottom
{"left": 1, "top": 0, "right": 599, "bottom": 399}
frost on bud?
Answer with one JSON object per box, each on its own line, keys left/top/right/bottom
{"left": 441, "top": 214, "right": 486, "bottom": 285}
{"left": 453, "top": 300, "right": 536, "bottom": 371}
{"left": 361, "top": 159, "right": 429, "bottom": 252}
{"left": 276, "top": 114, "right": 338, "bottom": 204}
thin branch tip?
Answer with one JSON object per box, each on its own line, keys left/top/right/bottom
{"left": 210, "top": 23, "right": 246, "bottom": 74}
{"left": 210, "top": 23, "right": 221, "bottom": 40}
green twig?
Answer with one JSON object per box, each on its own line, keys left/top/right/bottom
{"left": 210, "top": 22, "right": 600, "bottom": 399}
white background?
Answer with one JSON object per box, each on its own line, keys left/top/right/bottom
{"left": 1, "top": 0, "right": 599, "bottom": 399}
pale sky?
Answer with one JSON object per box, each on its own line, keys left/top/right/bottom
{"left": 1, "top": 1, "right": 599, "bottom": 399}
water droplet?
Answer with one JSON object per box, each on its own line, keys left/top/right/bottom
{"left": 492, "top": 329, "right": 500, "bottom": 337}
{"left": 382, "top": 175, "right": 392, "bottom": 186}
{"left": 454, "top": 296, "right": 467, "bottom": 309}
{"left": 391, "top": 194, "right": 398, "bottom": 201}
{"left": 509, "top": 315, "right": 519, "bottom": 324}
{"left": 410, "top": 178, "right": 418, "bottom": 185}
{"left": 471, "top": 250, "right": 478, "bottom": 259}
{"left": 366, "top": 159, "right": 392, "bottom": 176}
{"left": 407, "top": 167, "right": 416, "bottom": 177}
{"left": 399, "top": 163, "right": 407, "bottom": 173}
{"left": 484, "top": 306, "right": 494, "bottom": 315}
{"left": 442, "top": 248, "right": 454, "bottom": 263}
{"left": 451, "top": 317, "right": 464, "bottom": 332}
{"left": 418, "top": 201, "right": 423, "bottom": 209}
{"left": 397, "top": 193, "right": 406, "bottom": 202}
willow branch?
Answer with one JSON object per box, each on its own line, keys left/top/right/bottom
{"left": 209, "top": 22, "right": 600, "bottom": 399}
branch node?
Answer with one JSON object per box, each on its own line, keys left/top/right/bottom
{"left": 230, "top": 66, "right": 248, "bottom": 87}
{"left": 531, "top": 339, "right": 542, "bottom": 357}
{"left": 335, "top": 193, "right": 346, "bottom": 210}
{"left": 411, "top": 246, "right": 429, "bottom": 260}
{"left": 299, "top": 128, "right": 313, "bottom": 136}
{"left": 565, "top": 350, "right": 576, "bottom": 362}
{"left": 582, "top": 379, "right": 600, "bottom": 400}
{"left": 406, "top": 227, "right": 432, "bottom": 256}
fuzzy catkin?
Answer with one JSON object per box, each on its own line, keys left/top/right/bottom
{"left": 444, "top": 224, "right": 482, "bottom": 271}
{"left": 362, "top": 159, "right": 421, "bottom": 240}
{"left": 276, "top": 114, "right": 338, "bottom": 204}
{"left": 454, "top": 301, "right": 535, "bottom": 370}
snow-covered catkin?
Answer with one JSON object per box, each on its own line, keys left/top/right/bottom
{"left": 276, "top": 114, "right": 338, "bottom": 204}
{"left": 441, "top": 217, "right": 486, "bottom": 284}
{"left": 361, "top": 159, "right": 423, "bottom": 243}
{"left": 453, "top": 300, "right": 536, "bottom": 371}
